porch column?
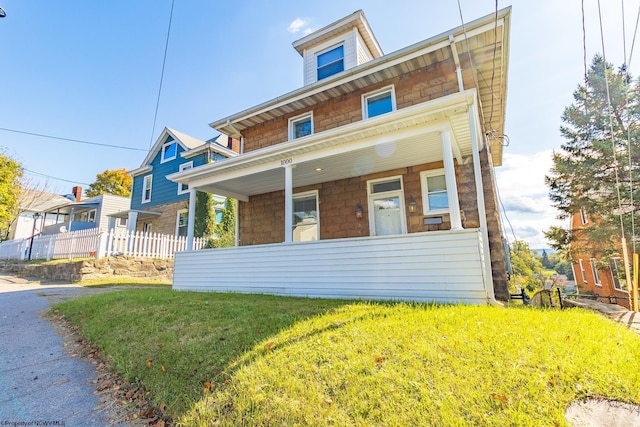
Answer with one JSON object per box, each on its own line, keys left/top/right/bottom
{"left": 441, "top": 131, "right": 463, "bottom": 230}
{"left": 68, "top": 207, "right": 74, "bottom": 232}
{"left": 187, "top": 189, "right": 196, "bottom": 250}
{"left": 284, "top": 165, "right": 294, "bottom": 243}
{"left": 127, "top": 211, "right": 138, "bottom": 234}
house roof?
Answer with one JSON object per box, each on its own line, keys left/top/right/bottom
{"left": 131, "top": 127, "right": 208, "bottom": 175}
{"left": 210, "top": 7, "right": 511, "bottom": 166}
{"left": 18, "top": 189, "right": 73, "bottom": 213}
{"left": 292, "top": 10, "right": 383, "bottom": 58}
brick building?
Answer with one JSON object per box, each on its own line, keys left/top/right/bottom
{"left": 169, "top": 8, "right": 512, "bottom": 303}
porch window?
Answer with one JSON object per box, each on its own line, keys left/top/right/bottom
{"left": 293, "top": 191, "right": 319, "bottom": 242}
{"left": 161, "top": 140, "right": 177, "bottom": 163}
{"left": 176, "top": 209, "right": 189, "bottom": 237}
{"left": 363, "top": 86, "right": 395, "bottom": 118}
{"left": 317, "top": 45, "right": 344, "bottom": 81}
{"left": 610, "top": 257, "right": 627, "bottom": 290}
{"left": 289, "top": 112, "right": 313, "bottom": 140}
{"left": 367, "top": 176, "right": 407, "bottom": 236}
{"left": 420, "top": 169, "right": 448, "bottom": 214}
{"left": 178, "top": 162, "right": 193, "bottom": 194}
{"left": 578, "top": 259, "right": 587, "bottom": 283}
{"left": 142, "top": 175, "right": 152, "bottom": 203}
{"left": 589, "top": 258, "right": 601, "bottom": 285}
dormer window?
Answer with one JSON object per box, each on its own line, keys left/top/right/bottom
{"left": 317, "top": 45, "right": 344, "bottom": 81}
{"left": 161, "top": 140, "right": 177, "bottom": 163}
{"left": 289, "top": 112, "right": 313, "bottom": 140}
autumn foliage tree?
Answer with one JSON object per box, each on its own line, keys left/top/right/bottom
{"left": 86, "top": 168, "right": 132, "bottom": 198}
{"left": 0, "top": 151, "right": 23, "bottom": 240}
{"left": 545, "top": 55, "right": 640, "bottom": 259}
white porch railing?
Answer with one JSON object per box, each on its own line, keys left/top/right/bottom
{"left": 0, "top": 229, "right": 206, "bottom": 261}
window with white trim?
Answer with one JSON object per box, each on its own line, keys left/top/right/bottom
{"left": 289, "top": 112, "right": 313, "bottom": 140}
{"left": 578, "top": 259, "right": 587, "bottom": 284}
{"left": 292, "top": 191, "right": 319, "bottom": 242}
{"left": 317, "top": 45, "right": 344, "bottom": 80}
{"left": 589, "top": 258, "right": 601, "bottom": 285}
{"left": 420, "top": 169, "right": 448, "bottom": 215}
{"left": 580, "top": 208, "right": 588, "bottom": 224}
{"left": 363, "top": 86, "right": 396, "bottom": 118}
{"left": 176, "top": 209, "right": 188, "bottom": 237}
{"left": 178, "top": 162, "right": 193, "bottom": 195}
{"left": 610, "top": 257, "right": 627, "bottom": 290}
{"left": 161, "top": 140, "right": 177, "bottom": 163}
{"left": 142, "top": 175, "right": 152, "bottom": 203}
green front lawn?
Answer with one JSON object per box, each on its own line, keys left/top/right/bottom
{"left": 51, "top": 289, "right": 640, "bottom": 426}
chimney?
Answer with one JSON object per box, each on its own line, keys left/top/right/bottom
{"left": 72, "top": 186, "right": 82, "bottom": 202}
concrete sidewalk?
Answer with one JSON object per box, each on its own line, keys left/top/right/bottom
{"left": 563, "top": 296, "right": 640, "bottom": 336}
{"left": 0, "top": 274, "right": 130, "bottom": 426}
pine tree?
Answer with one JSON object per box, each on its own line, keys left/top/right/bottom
{"left": 545, "top": 55, "right": 640, "bottom": 258}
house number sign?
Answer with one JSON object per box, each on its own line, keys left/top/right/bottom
{"left": 280, "top": 158, "right": 293, "bottom": 166}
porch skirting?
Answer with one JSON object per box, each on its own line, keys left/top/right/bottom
{"left": 172, "top": 229, "right": 491, "bottom": 304}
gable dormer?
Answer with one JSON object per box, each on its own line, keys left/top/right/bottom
{"left": 292, "top": 10, "right": 383, "bottom": 86}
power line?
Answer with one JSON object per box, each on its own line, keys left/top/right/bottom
{"left": 24, "top": 168, "right": 91, "bottom": 186}
{"left": 149, "top": 0, "right": 175, "bottom": 148}
{"left": 0, "top": 127, "right": 147, "bottom": 152}
{"left": 628, "top": 2, "right": 640, "bottom": 67}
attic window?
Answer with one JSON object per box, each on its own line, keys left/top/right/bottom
{"left": 161, "top": 141, "right": 177, "bottom": 163}
{"left": 317, "top": 45, "right": 344, "bottom": 81}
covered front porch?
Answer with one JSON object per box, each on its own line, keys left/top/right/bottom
{"left": 169, "top": 90, "right": 500, "bottom": 303}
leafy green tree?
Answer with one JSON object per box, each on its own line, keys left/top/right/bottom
{"left": 510, "top": 240, "right": 545, "bottom": 293}
{"left": 0, "top": 151, "right": 23, "bottom": 240}
{"left": 208, "top": 198, "right": 236, "bottom": 248}
{"left": 540, "top": 249, "right": 552, "bottom": 269}
{"left": 194, "top": 191, "right": 216, "bottom": 238}
{"left": 545, "top": 55, "right": 640, "bottom": 259}
{"left": 86, "top": 168, "right": 132, "bottom": 198}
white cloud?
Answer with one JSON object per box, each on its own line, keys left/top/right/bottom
{"left": 287, "top": 18, "right": 307, "bottom": 34}
{"left": 495, "top": 150, "right": 567, "bottom": 249}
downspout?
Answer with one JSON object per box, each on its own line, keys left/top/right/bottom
{"left": 469, "top": 99, "right": 501, "bottom": 306}
{"left": 449, "top": 35, "right": 465, "bottom": 92}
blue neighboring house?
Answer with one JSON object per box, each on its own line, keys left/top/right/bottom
{"left": 112, "top": 127, "right": 237, "bottom": 236}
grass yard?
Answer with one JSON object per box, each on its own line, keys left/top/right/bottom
{"left": 51, "top": 289, "right": 640, "bottom": 426}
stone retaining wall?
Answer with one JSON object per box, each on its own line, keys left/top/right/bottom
{"left": 0, "top": 256, "right": 173, "bottom": 283}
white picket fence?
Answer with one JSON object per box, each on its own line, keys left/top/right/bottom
{"left": 0, "top": 229, "right": 206, "bottom": 261}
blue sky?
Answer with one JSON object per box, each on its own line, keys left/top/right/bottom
{"left": 1, "top": 0, "right": 639, "bottom": 248}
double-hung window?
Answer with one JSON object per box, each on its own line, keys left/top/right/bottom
{"left": 590, "top": 258, "right": 601, "bottom": 285}
{"left": 578, "top": 259, "right": 587, "bottom": 283}
{"left": 579, "top": 208, "right": 588, "bottom": 224}
{"left": 420, "top": 169, "right": 448, "bottom": 214}
{"left": 317, "top": 45, "right": 344, "bottom": 81}
{"left": 161, "top": 140, "right": 177, "bottom": 163}
{"left": 142, "top": 175, "right": 152, "bottom": 203}
{"left": 176, "top": 209, "right": 188, "bottom": 237}
{"left": 178, "top": 162, "right": 193, "bottom": 194}
{"left": 363, "top": 86, "right": 395, "bottom": 119}
{"left": 289, "top": 112, "right": 313, "bottom": 140}
{"left": 610, "top": 257, "right": 627, "bottom": 290}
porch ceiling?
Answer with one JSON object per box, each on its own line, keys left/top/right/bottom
{"left": 169, "top": 91, "right": 480, "bottom": 201}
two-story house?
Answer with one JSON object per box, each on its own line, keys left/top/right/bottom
{"left": 169, "top": 8, "right": 512, "bottom": 303}
{"left": 114, "top": 127, "right": 238, "bottom": 236}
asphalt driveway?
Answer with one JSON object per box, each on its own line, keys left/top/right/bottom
{"left": 0, "top": 275, "right": 128, "bottom": 426}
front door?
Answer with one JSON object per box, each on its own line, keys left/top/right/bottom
{"left": 368, "top": 176, "right": 407, "bottom": 236}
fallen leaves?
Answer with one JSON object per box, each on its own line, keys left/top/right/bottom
{"left": 490, "top": 393, "right": 508, "bottom": 404}
{"left": 146, "top": 358, "right": 153, "bottom": 368}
